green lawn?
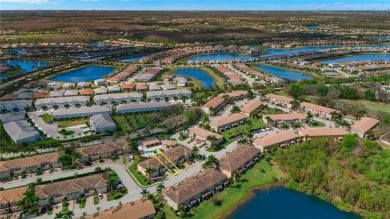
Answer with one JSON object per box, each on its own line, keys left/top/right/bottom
{"left": 58, "top": 129, "right": 75, "bottom": 136}
{"left": 128, "top": 155, "right": 151, "bottom": 186}
{"left": 42, "top": 113, "right": 53, "bottom": 123}
{"left": 340, "top": 99, "right": 390, "bottom": 113}
{"left": 55, "top": 118, "right": 89, "bottom": 128}
{"left": 222, "top": 118, "right": 267, "bottom": 140}
{"left": 113, "top": 112, "right": 161, "bottom": 131}
{"left": 162, "top": 160, "right": 278, "bottom": 219}
{"left": 309, "top": 120, "right": 326, "bottom": 127}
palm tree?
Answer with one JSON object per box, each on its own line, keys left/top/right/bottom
{"left": 280, "top": 124, "right": 289, "bottom": 130}
{"left": 157, "top": 183, "right": 165, "bottom": 197}
{"left": 206, "top": 135, "right": 218, "bottom": 147}
{"left": 289, "top": 99, "right": 300, "bottom": 110}
{"left": 141, "top": 188, "right": 149, "bottom": 199}
{"left": 306, "top": 112, "right": 313, "bottom": 123}
{"left": 264, "top": 116, "right": 273, "bottom": 125}
{"left": 145, "top": 167, "right": 156, "bottom": 179}
{"left": 62, "top": 209, "right": 74, "bottom": 219}
{"left": 232, "top": 171, "right": 241, "bottom": 181}
{"left": 70, "top": 150, "right": 81, "bottom": 166}
{"left": 55, "top": 212, "right": 64, "bottom": 219}
{"left": 291, "top": 122, "right": 302, "bottom": 130}
{"left": 191, "top": 146, "right": 199, "bottom": 157}
{"left": 203, "top": 155, "right": 219, "bottom": 168}
{"left": 330, "top": 111, "right": 341, "bottom": 120}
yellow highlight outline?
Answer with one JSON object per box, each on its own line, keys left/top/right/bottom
{"left": 153, "top": 151, "right": 181, "bottom": 176}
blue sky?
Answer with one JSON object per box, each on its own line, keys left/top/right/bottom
{"left": 1, "top": 0, "right": 390, "bottom": 10}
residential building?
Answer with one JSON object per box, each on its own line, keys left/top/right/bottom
{"left": 0, "top": 152, "right": 61, "bottom": 180}
{"left": 351, "top": 117, "right": 380, "bottom": 138}
{"left": 35, "top": 173, "right": 109, "bottom": 206}
{"left": 33, "top": 91, "right": 49, "bottom": 99}
{"left": 15, "top": 92, "right": 33, "bottom": 100}
{"left": 35, "top": 96, "right": 89, "bottom": 110}
{"left": 47, "top": 82, "right": 61, "bottom": 90}
{"left": 94, "top": 93, "right": 143, "bottom": 105}
{"left": 164, "top": 169, "right": 228, "bottom": 210}
{"left": 240, "top": 100, "right": 263, "bottom": 117}
{"left": 146, "top": 89, "right": 191, "bottom": 101}
{"left": 264, "top": 113, "right": 307, "bottom": 126}
{"left": 264, "top": 93, "right": 293, "bottom": 108}
{"left": 79, "top": 89, "right": 93, "bottom": 96}
{"left": 90, "top": 114, "right": 116, "bottom": 133}
{"left": 299, "top": 102, "right": 339, "bottom": 119}
{"left": 0, "top": 100, "right": 32, "bottom": 112}
{"left": 253, "top": 131, "right": 300, "bottom": 152}
{"left": 220, "top": 145, "right": 260, "bottom": 177}
{"left": 161, "top": 84, "right": 176, "bottom": 90}
{"left": 94, "top": 79, "right": 107, "bottom": 86}
{"left": 3, "top": 120, "right": 40, "bottom": 144}
{"left": 116, "top": 102, "right": 170, "bottom": 114}
{"left": 141, "top": 139, "right": 162, "bottom": 148}
{"left": 299, "top": 128, "right": 349, "bottom": 140}
{"left": 225, "top": 90, "right": 248, "bottom": 100}
{"left": 76, "top": 141, "right": 129, "bottom": 163}
{"left": 62, "top": 82, "right": 76, "bottom": 90}
{"left": 81, "top": 199, "right": 156, "bottom": 219}
{"left": 0, "top": 112, "right": 24, "bottom": 123}
{"left": 63, "top": 90, "right": 79, "bottom": 97}
{"left": 48, "top": 90, "right": 64, "bottom": 98}
{"left": 52, "top": 105, "right": 112, "bottom": 120}
{"left": 77, "top": 82, "right": 90, "bottom": 89}
{"left": 210, "top": 113, "right": 247, "bottom": 132}
{"left": 135, "top": 83, "right": 148, "bottom": 91}
{"left": 188, "top": 127, "right": 223, "bottom": 146}
{"left": 94, "top": 87, "right": 107, "bottom": 95}
{"left": 0, "top": 187, "right": 27, "bottom": 214}
{"left": 122, "top": 83, "right": 135, "bottom": 91}
{"left": 108, "top": 85, "right": 121, "bottom": 93}
{"left": 137, "top": 146, "right": 192, "bottom": 178}
{"left": 201, "top": 96, "right": 225, "bottom": 114}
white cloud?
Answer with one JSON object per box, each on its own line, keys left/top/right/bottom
{"left": 1, "top": 0, "right": 50, "bottom": 3}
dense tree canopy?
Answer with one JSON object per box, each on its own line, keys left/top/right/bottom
{"left": 274, "top": 135, "right": 390, "bottom": 218}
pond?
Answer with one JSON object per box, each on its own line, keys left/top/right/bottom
{"left": 50, "top": 65, "right": 115, "bottom": 82}
{"left": 6, "top": 60, "right": 50, "bottom": 73}
{"left": 321, "top": 54, "right": 390, "bottom": 64}
{"left": 121, "top": 54, "right": 150, "bottom": 62}
{"left": 228, "top": 186, "right": 361, "bottom": 219}
{"left": 264, "top": 45, "right": 340, "bottom": 57}
{"left": 173, "top": 68, "right": 215, "bottom": 89}
{"left": 187, "top": 53, "right": 259, "bottom": 61}
{"left": 307, "top": 25, "right": 320, "bottom": 29}
{"left": 257, "top": 65, "right": 312, "bottom": 81}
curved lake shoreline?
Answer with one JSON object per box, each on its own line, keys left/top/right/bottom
{"left": 173, "top": 68, "right": 216, "bottom": 89}
{"left": 50, "top": 65, "right": 115, "bottom": 82}
{"left": 226, "top": 185, "right": 361, "bottom": 219}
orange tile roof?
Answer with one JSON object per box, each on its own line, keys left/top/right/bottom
{"left": 203, "top": 96, "right": 225, "bottom": 109}
{"left": 122, "top": 83, "right": 135, "bottom": 89}
{"left": 351, "top": 117, "right": 379, "bottom": 133}
{"left": 33, "top": 91, "right": 49, "bottom": 99}
{"left": 241, "top": 100, "right": 263, "bottom": 114}
{"left": 210, "top": 113, "right": 246, "bottom": 127}
{"left": 267, "top": 113, "right": 306, "bottom": 121}
{"left": 0, "top": 186, "right": 27, "bottom": 205}
{"left": 79, "top": 89, "right": 94, "bottom": 96}
{"left": 254, "top": 131, "right": 299, "bottom": 147}
{"left": 0, "top": 93, "right": 17, "bottom": 101}
{"left": 300, "top": 102, "right": 339, "bottom": 114}
{"left": 188, "top": 127, "right": 223, "bottom": 140}
{"left": 299, "top": 128, "right": 348, "bottom": 137}
{"left": 265, "top": 93, "right": 293, "bottom": 103}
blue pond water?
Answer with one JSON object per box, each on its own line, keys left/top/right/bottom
{"left": 264, "top": 45, "right": 340, "bottom": 57}
{"left": 257, "top": 65, "right": 312, "bottom": 81}
{"left": 50, "top": 65, "right": 115, "bottom": 82}
{"left": 6, "top": 60, "right": 50, "bottom": 73}
{"left": 173, "top": 68, "right": 215, "bottom": 89}
{"left": 322, "top": 54, "right": 390, "bottom": 64}
{"left": 228, "top": 186, "right": 361, "bottom": 219}
{"left": 121, "top": 54, "right": 150, "bottom": 62}
{"left": 188, "top": 53, "right": 258, "bottom": 61}
{"left": 307, "top": 25, "right": 320, "bottom": 29}
{"left": 89, "top": 41, "right": 105, "bottom": 47}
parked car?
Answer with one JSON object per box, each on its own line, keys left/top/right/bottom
{"left": 98, "top": 193, "right": 103, "bottom": 199}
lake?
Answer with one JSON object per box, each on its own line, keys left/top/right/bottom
{"left": 188, "top": 53, "right": 259, "bottom": 61}
{"left": 264, "top": 45, "right": 340, "bottom": 57}
{"left": 228, "top": 186, "right": 361, "bottom": 219}
{"left": 173, "top": 68, "right": 215, "bottom": 88}
{"left": 322, "top": 54, "right": 390, "bottom": 64}
{"left": 257, "top": 65, "right": 312, "bottom": 81}
{"left": 50, "top": 65, "right": 115, "bottom": 82}
{"left": 6, "top": 60, "right": 50, "bottom": 73}
{"left": 121, "top": 54, "right": 150, "bottom": 62}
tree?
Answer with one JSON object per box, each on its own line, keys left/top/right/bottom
{"left": 289, "top": 84, "right": 305, "bottom": 99}
{"left": 306, "top": 112, "right": 313, "bottom": 123}
{"left": 141, "top": 188, "right": 149, "bottom": 199}
{"left": 203, "top": 155, "right": 219, "bottom": 168}
{"left": 55, "top": 212, "right": 64, "bottom": 219}
{"left": 291, "top": 122, "right": 302, "bottom": 130}
{"left": 230, "top": 105, "right": 240, "bottom": 113}
{"left": 206, "top": 135, "right": 218, "bottom": 147}
{"left": 264, "top": 116, "right": 273, "bottom": 125}
{"left": 280, "top": 124, "right": 289, "bottom": 130}
{"left": 289, "top": 99, "right": 300, "bottom": 110}
{"left": 157, "top": 183, "right": 165, "bottom": 194}
{"left": 145, "top": 168, "right": 156, "bottom": 179}
{"left": 62, "top": 209, "right": 74, "bottom": 219}
{"left": 155, "top": 211, "right": 166, "bottom": 219}
{"left": 191, "top": 146, "right": 199, "bottom": 157}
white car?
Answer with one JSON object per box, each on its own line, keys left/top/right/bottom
{"left": 98, "top": 193, "right": 103, "bottom": 199}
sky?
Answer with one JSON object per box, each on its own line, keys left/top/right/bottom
{"left": 1, "top": 0, "right": 390, "bottom": 11}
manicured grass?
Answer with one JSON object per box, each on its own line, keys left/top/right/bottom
{"left": 122, "top": 155, "right": 128, "bottom": 165}
{"left": 162, "top": 160, "right": 278, "bottom": 219}
{"left": 201, "top": 66, "right": 226, "bottom": 88}
{"left": 58, "top": 129, "right": 75, "bottom": 136}
{"left": 113, "top": 112, "right": 161, "bottom": 131}
{"left": 47, "top": 210, "right": 53, "bottom": 215}
{"left": 128, "top": 155, "right": 151, "bottom": 186}
{"left": 309, "top": 120, "right": 326, "bottom": 127}
{"left": 340, "top": 99, "right": 390, "bottom": 113}
{"left": 42, "top": 113, "right": 53, "bottom": 123}
{"left": 222, "top": 118, "right": 266, "bottom": 140}
{"left": 55, "top": 118, "right": 89, "bottom": 128}
{"left": 93, "top": 196, "right": 99, "bottom": 205}
{"left": 79, "top": 201, "right": 86, "bottom": 208}
{"left": 107, "top": 188, "right": 128, "bottom": 201}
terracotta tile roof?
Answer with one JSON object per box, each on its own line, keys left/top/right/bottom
{"left": 265, "top": 93, "right": 293, "bottom": 103}
{"left": 241, "top": 100, "right": 263, "bottom": 114}
{"left": 76, "top": 141, "right": 128, "bottom": 157}
{"left": 164, "top": 169, "right": 227, "bottom": 204}
{"left": 35, "top": 172, "right": 109, "bottom": 199}
{"left": 188, "top": 127, "right": 223, "bottom": 140}
{"left": 299, "top": 128, "right": 348, "bottom": 137}
{"left": 210, "top": 113, "right": 246, "bottom": 127}
{"left": 0, "top": 186, "right": 27, "bottom": 205}
{"left": 203, "top": 96, "right": 225, "bottom": 109}
{"left": 300, "top": 102, "right": 339, "bottom": 114}
{"left": 33, "top": 91, "right": 49, "bottom": 99}
{"left": 122, "top": 83, "right": 135, "bottom": 89}
{"left": 225, "top": 90, "right": 248, "bottom": 98}
{"left": 0, "top": 152, "right": 60, "bottom": 173}
{"left": 135, "top": 84, "right": 148, "bottom": 90}
{"left": 267, "top": 113, "right": 306, "bottom": 121}
{"left": 82, "top": 199, "right": 155, "bottom": 219}
{"left": 351, "top": 117, "right": 379, "bottom": 133}
{"left": 138, "top": 145, "right": 191, "bottom": 170}
{"left": 79, "top": 89, "right": 94, "bottom": 96}
{"left": 254, "top": 131, "right": 300, "bottom": 147}
{"left": 142, "top": 139, "right": 161, "bottom": 147}
{"left": 0, "top": 93, "right": 17, "bottom": 101}
{"left": 220, "top": 145, "right": 260, "bottom": 173}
